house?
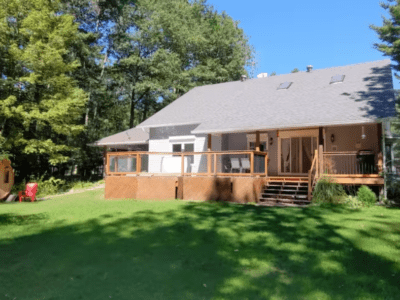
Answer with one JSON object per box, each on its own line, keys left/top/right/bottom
{"left": 95, "top": 59, "right": 396, "bottom": 204}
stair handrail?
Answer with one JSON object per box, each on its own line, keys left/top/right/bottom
{"left": 308, "top": 149, "right": 319, "bottom": 201}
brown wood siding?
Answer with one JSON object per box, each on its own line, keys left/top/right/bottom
{"left": 136, "top": 177, "right": 177, "bottom": 200}
{"left": 105, "top": 176, "right": 138, "bottom": 199}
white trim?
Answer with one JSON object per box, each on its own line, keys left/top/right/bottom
{"left": 168, "top": 135, "right": 196, "bottom": 143}
{"left": 191, "top": 120, "right": 379, "bottom": 135}
{"left": 92, "top": 141, "right": 149, "bottom": 146}
{"left": 137, "top": 121, "right": 202, "bottom": 129}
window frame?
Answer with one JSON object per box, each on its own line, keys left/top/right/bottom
{"left": 247, "top": 133, "right": 268, "bottom": 151}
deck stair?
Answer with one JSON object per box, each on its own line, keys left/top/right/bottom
{"left": 258, "top": 178, "right": 311, "bottom": 207}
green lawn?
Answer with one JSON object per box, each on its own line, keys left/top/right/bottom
{"left": 1, "top": 190, "right": 400, "bottom": 300}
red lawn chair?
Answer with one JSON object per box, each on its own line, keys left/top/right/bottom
{"left": 19, "top": 183, "right": 38, "bottom": 202}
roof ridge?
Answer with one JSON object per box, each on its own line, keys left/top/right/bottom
{"left": 253, "top": 59, "right": 391, "bottom": 79}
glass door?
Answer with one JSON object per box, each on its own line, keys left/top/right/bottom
{"left": 281, "top": 136, "right": 317, "bottom": 175}
{"left": 281, "top": 138, "right": 291, "bottom": 173}
{"left": 300, "top": 137, "right": 317, "bottom": 173}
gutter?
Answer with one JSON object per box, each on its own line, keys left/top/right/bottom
{"left": 190, "top": 120, "right": 379, "bottom": 135}
{"left": 87, "top": 140, "right": 149, "bottom": 147}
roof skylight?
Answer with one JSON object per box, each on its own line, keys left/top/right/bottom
{"left": 330, "top": 75, "right": 345, "bottom": 84}
{"left": 278, "top": 82, "right": 293, "bottom": 90}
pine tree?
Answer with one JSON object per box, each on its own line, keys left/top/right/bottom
{"left": 370, "top": 0, "right": 400, "bottom": 173}
{"left": 0, "top": 0, "right": 88, "bottom": 180}
{"left": 109, "top": 0, "right": 254, "bottom": 128}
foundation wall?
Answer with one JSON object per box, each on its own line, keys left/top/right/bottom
{"left": 105, "top": 176, "right": 138, "bottom": 199}
{"left": 105, "top": 175, "right": 267, "bottom": 203}
{"left": 136, "top": 177, "right": 178, "bottom": 200}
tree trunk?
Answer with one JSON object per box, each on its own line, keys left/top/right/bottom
{"left": 142, "top": 97, "right": 148, "bottom": 122}
{"left": 129, "top": 89, "right": 136, "bottom": 128}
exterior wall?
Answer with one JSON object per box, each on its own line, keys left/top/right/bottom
{"left": 148, "top": 125, "right": 207, "bottom": 173}
{"left": 105, "top": 175, "right": 267, "bottom": 203}
{"left": 325, "top": 124, "right": 381, "bottom": 171}
{"left": 225, "top": 131, "right": 279, "bottom": 176}
{"left": 325, "top": 124, "right": 380, "bottom": 153}
{"left": 105, "top": 176, "right": 138, "bottom": 199}
{"left": 107, "top": 144, "right": 149, "bottom": 151}
{"left": 145, "top": 124, "right": 380, "bottom": 176}
{"left": 267, "top": 130, "right": 279, "bottom": 176}
{"left": 136, "top": 177, "right": 177, "bottom": 200}
{"left": 227, "top": 133, "right": 247, "bottom": 150}
{"left": 105, "top": 176, "right": 177, "bottom": 200}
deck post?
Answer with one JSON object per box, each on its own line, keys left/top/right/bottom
{"left": 207, "top": 154, "right": 212, "bottom": 175}
{"left": 308, "top": 171, "right": 312, "bottom": 201}
{"left": 214, "top": 153, "right": 217, "bottom": 175}
{"left": 265, "top": 153, "right": 268, "bottom": 177}
{"left": 136, "top": 153, "right": 141, "bottom": 174}
{"left": 377, "top": 152, "right": 383, "bottom": 174}
{"left": 319, "top": 145, "right": 324, "bottom": 175}
{"left": 181, "top": 153, "right": 184, "bottom": 176}
{"left": 103, "top": 147, "right": 107, "bottom": 177}
{"left": 315, "top": 149, "right": 319, "bottom": 178}
{"left": 255, "top": 131, "right": 260, "bottom": 151}
{"left": 250, "top": 152, "right": 254, "bottom": 175}
{"left": 207, "top": 134, "right": 212, "bottom": 175}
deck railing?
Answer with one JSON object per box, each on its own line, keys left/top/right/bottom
{"left": 308, "top": 149, "right": 318, "bottom": 201}
{"left": 322, "top": 151, "right": 381, "bottom": 175}
{"left": 106, "top": 150, "right": 268, "bottom": 177}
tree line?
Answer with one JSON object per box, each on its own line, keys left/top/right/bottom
{"left": 0, "top": 0, "right": 254, "bottom": 182}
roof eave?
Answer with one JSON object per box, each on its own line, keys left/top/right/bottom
{"left": 88, "top": 140, "right": 149, "bottom": 147}
{"left": 191, "top": 120, "right": 381, "bottom": 135}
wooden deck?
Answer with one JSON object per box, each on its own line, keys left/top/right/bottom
{"left": 105, "top": 147, "right": 384, "bottom": 202}
{"left": 323, "top": 174, "right": 384, "bottom": 185}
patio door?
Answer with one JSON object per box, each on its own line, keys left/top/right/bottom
{"left": 279, "top": 130, "right": 318, "bottom": 175}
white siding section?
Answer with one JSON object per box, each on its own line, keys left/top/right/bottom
{"left": 148, "top": 125, "right": 208, "bottom": 174}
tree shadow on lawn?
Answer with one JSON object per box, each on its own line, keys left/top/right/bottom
{"left": 0, "top": 204, "right": 399, "bottom": 300}
{"left": 0, "top": 213, "right": 48, "bottom": 226}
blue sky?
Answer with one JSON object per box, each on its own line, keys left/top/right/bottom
{"left": 209, "top": 0, "right": 398, "bottom": 88}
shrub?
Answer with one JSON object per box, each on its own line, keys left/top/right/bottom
{"left": 344, "top": 195, "right": 364, "bottom": 209}
{"left": 357, "top": 185, "right": 376, "bottom": 207}
{"left": 10, "top": 176, "right": 104, "bottom": 198}
{"left": 38, "top": 177, "right": 67, "bottom": 197}
{"left": 312, "top": 176, "right": 347, "bottom": 204}
{"left": 386, "top": 174, "right": 400, "bottom": 205}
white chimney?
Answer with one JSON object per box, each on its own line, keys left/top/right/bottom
{"left": 257, "top": 73, "right": 268, "bottom": 78}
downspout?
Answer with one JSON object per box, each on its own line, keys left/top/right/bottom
{"left": 382, "top": 121, "right": 387, "bottom": 200}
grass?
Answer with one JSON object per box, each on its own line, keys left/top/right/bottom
{"left": 1, "top": 190, "right": 400, "bottom": 300}
{"left": 11, "top": 179, "right": 105, "bottom": 198}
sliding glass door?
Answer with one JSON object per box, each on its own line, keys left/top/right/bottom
{"left": 280, "top": 136, "right": 317, "bottom": 174}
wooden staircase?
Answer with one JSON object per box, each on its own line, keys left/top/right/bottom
{"left": 258, "top": 178, "right": 311, "bottom": 207}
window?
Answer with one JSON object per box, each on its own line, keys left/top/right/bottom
{"left": 4, "top": 170, "right": 9, "bottom": 184}
{"left": 184, "top": 143, "right": 194, "bottom": 153}
{"left": 172, "top": 144, "right": 182, "bottom": 157}
{"left": 247, "top": 133, "right": 268, "bottom": 151}
{"left": 184, "top": 143, "right": 195, "bottom": 166}
{"left": 330, "top": 75, "right": 345, "bottom": 84}
{"left": 249, "top": 142, "right": 267, "bottom": 151}
{"left": 278, "top": 82, "right": 293, "bottom": 90}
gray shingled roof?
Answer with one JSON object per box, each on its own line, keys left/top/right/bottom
{"left": 137, "top": 59, "right": 395, "bottom": 134}
{"left": 92, "top": 127, "right": 149, "bottom": 146}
